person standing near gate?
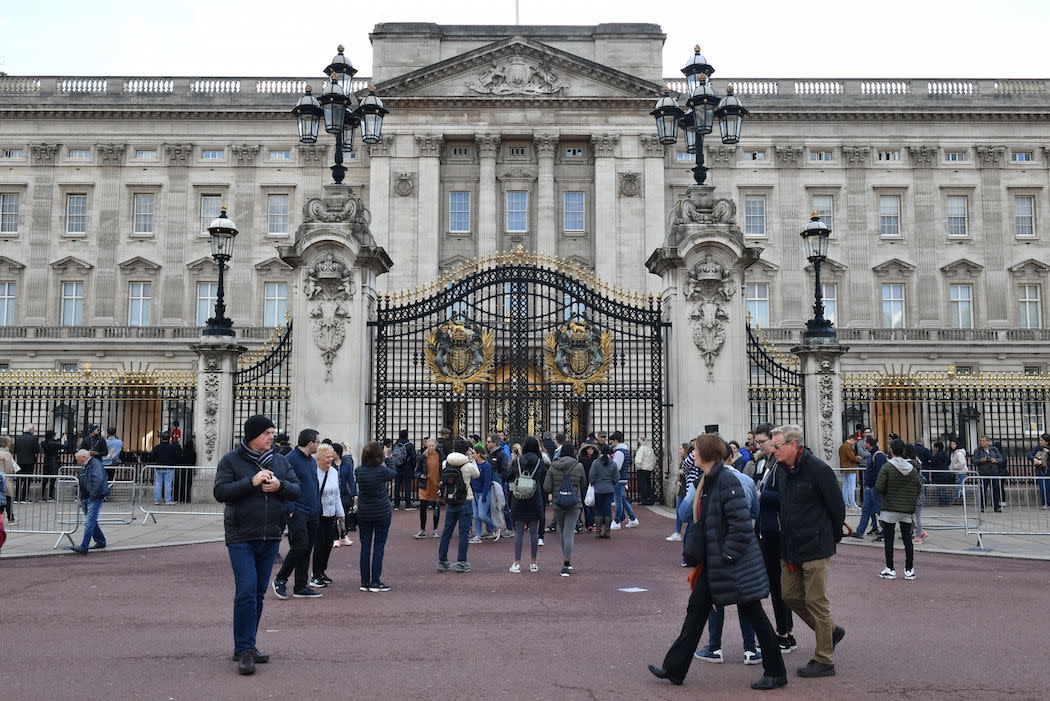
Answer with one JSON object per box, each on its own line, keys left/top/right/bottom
{"left": 151, "top": 432, "right": 183, "bottom": 505}
{"left": 79, "top": 424, "right": 107, "bottom": 460}
{"left": 972, "top": 436, "right": 1005, "bottom": 513}
{"left": 635, "top": 436, "right": 657, "bottom": 506}
{"left": 272, "top": 429, "right": 324, "bottom": 599}
{"left": 102, "top": 427, "right": 123, "bottom": 483}
{"left": 610, "top": 432, "right": 639, "bottom": 529}
{"left": 13, "top": 425, "right": 40, "bottom": 503}
{"left": 214, "top": 414, "right": 301, "bottom": 675}
{"left": 837, "top": 435, "right": 862, "bottom": 510}
{"left": 70, "top": 448, "right": 109, "bottom": 554}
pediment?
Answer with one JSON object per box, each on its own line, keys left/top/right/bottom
{"left": 1008, "top": 258, "right": 1050, "bottom": 277}
{"left": 746, "top": 259, "right": 780, "bottom": 279}
{"left": 872, "top": 258, "right": 916, "bottom": 277}
{"left": 374, "top": 36, "right": 665, "bottom": 100}
{"left": 254, "top": 257, "right": 293, "bottom": 274}
{"left": 804, "top": 257, "right": 847, "bottom": 275}
{"left": 49, "top": 256, "right": 93, "bottom": 273}
{"left": 117, "top": 256, "right": 162, "bottom": 274}
{"left": 186, "top": 256, "right": 218, "bottom": 273}
{"left": 439, "top": 255, "right": 471, "bottom": 271}
{"left": 939, "top": 258, "right": 984, "bottom": 279}
{"left": 0, "top": 255, "right": 26, "bottom": 274}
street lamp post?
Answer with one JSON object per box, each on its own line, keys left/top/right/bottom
{"left": 202, "top": 207, "right": 239, "bottom": 337}
{"left": 800, "top": 211, "right": 837, "bottom": 343}
{"left": 650, "top": 46, "right": 748, "bottom": 185}
{"left": 292, "top": 45, "right": 389, "bottom": 185}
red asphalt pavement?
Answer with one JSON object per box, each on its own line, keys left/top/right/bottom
{"left": 0, "top": 509, "right": 1044, "bottom": 701}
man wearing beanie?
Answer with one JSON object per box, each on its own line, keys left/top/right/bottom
{"left": 214, "top": 414, "right": 301, "bottom": 676}
{"left": 272, "top": 428, "right": 323, "bottom": 601}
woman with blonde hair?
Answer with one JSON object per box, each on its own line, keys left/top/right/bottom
{"left": 309, "top": 443, "right": 344, "bottom": 589}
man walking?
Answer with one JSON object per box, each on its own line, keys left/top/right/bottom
{"left": 770, "top": 424, "right": 846, "bottom": 678}
{"left": 272, "top": 429, "right": 323, "bottom": 599}
{"left": 214, "top": 415, "right": 301, "bottom": 675}
{"left": 13, "top": 425, "right": 40, "bottom": 503}
{"left": 609, "top": 432, "right": 639, "bottom": 528}
{"left": 70, "top": 449, "right": 109, "bottom": 554}
{"left": 635, "top": 436, "right": 657, "bottom": 505}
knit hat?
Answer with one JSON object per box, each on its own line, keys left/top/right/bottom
{"left": 243, "top": 415, "right": 275, "bottom": 443}
{"left": 445, "top": 452, "right": 470, "bottom": 467}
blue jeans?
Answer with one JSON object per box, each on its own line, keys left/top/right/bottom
{"left": 154, "top": 469, "right": 174, "bottom": 503}
{"left": 1037, "top": 471, "right": 1050, "bottom": 507}
{"left": 79, "top": 498, "right": 106, "bottom": 549}
{"left": 857, "top": 486, "right": 882, "bottom": 535}
{"left": 226, "top": 540, "right": 280, "bottom": 654}
{"left": 358, "top": 518, "right": 391, "bottom": 586}
{"left": 614, "top": 481, "right": 636, "bottom": 522}
{"left": 841, "top": 472, "right": 857, "bottom": 507}
{"left": 706, "top": 604, "right": 757, "bottom": 652}
{"left": 674, "top": 494, "right": 685, "bottom": 533}
{"left": 438, "top": 502, "right": 472, "bottom": 563}
{"left": 472, "top": 491, "right": 494, "bottom": 536}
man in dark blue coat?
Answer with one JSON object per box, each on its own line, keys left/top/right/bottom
{"left": 272, "top": 428, "right": 322, "bottom": 600}
{"left": 70, "top": 448, "right": 109, "bottom": 554}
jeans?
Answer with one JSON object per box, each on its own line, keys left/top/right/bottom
{"left": 1037, "top": 471, "right": 1050, "bottom": 507}
{"left": 79, "top": 498, "right": 106, "bottom": 549}
{"left": 438, "top": 502, "right": 472, "bottom": 563}
{"left": 955, "top": 473, "right": 967, "bottom": 501}
{"left": 705, "top": 604, "right": 756, "bottom": 653}
{"left": 881, "top": 519, "right": 914, "bottom": 571}
{"left": 856, "top": 486, "right": 882, "bottom": 535}
{"left": 226, "top": 539, "right": 279, "bottom": 654}
{"left": 841, "top": 471, "right": 858, "bottom": 507}
{"left": 275, "top": 512, "right": 318, "bottom": 590}
{"left": 472, "top": 490, "right": 494, "bottom": 536}
{"left": 551, "top": 505, "right": 581, "bottom": 561}
{"left": 514, "top": 519, "right": 540, "bottom": 561}
{"left": 393, "top": 469, "right": 414, "bottom": 508}
{"left": 614, "top": 481, "right": 636, "bottom": 522}
{"left": 358, "top": 518, "right": 391, "bottom": 586}
{"left": 154, "top": 468, "right": 174, "bottom": 504}
{"left": 674, "top": 495, "right": 685, "bottom": 534}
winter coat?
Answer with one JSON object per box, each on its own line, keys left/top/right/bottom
{"left": 544, "top": 455, "right": 586, "bottom": 506}
{"left": 864, "top": 450, "right": 887, "bottom": 487}
{"left": 508, "top": 453, "right": 544, "bottom": 522}
{"left": 587, "top": 456, "right": 618, "bottom": 495}
{"left": 488, "top": 447, "right": 510, "bottom": 481}
{"left": 355, "top": 461, "right": 397, "bottom": 522}
{"left": 13, "top": 432, "right": 40, "bottom": 466}
{"left": 682, "top": 463, "right": 770, "bottom": 606}
{"left": 151, "top": 441, "right": 183, "bottom": 467}
{"left": 755, "top": 458, "right": 783, "bottom": 535}
{"left": 338, "top": 456, "right": 357, "bottom": 499}
{"left": 212, "top": 447, "right": 301, "bottom": 544}
{"left": 471, "top": 461, "right": 495, "bottom": 503}
{"left": 774, "top": 449, "right": 845, "bottom": 564}
{"left": 949, "top": 449, "right": 968, "bottom": 474}
{"left": 489, "top": 482, "right": 507, "bottom": 531}
{"left": 416, "top": 448, "right": 442, "bottom": 502}
{"left": 875, "top": 458, "right": 921, "bottom": 513}
{"left": 286, "top": 448, "right": 321, "bottom": 518}
{"left": 972, "top": 445, "right": 1006, "bottom": 476}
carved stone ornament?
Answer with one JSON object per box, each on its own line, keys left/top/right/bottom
{"left": 30, "top": 143, "right": 59, "bottom": 165}
{"left": 496, "top": 167, "right": 537, "bottom": 181}
{"left": 202, "top": 368, "right": 221, "bottom": 462}
{"left": 475, "top": 134, "right": 502, "bottom": 157}
{"left": 774, "top": 145, "right": 803, "bottom": 167}
{"left": 466, "top": 55, "right": 569, "bottom": 96}
{"left": 618, "top": 172, "right": 640, "bottom": 198}
{"left": 415, "top": 134, "right": 443, "bottom": 157}
{"left": 976, "top": 145, "right": 1006, "bottom": 167}
{"left": 706, "top": 144, "right": 736, "bottom": 164}
{"left": 304, "top": 251, "right": 355, "bottom": 382}
{"left": 590, "top": 134, "right": 619, "bottom": 158}
{"left": 297, "top": 144, "right": 329, "bottom": 163}
{"left": 683, "top": 252, "right": 737, "bottom": 381}
{"left": 817, "top": 359, "right": 837, "bottom": 463}
{"left": 424, "top": 314, "right": 496, "bottom": 394}
{"left": 163, "top": 143, "right": 194, "bottom": 165}
{"left": 231, "top": 144, "right": 262, "bottom": 165}
{"left": 533, "top": 133, "right": 559, "bottom": 156}
{"left": 841, "top": 145, "right": 870, "bottom": 165}
{"left": 97, "top": 143, "right": 126, "bottom": 165}
{"left": 394, "top": 172, "right": 416, "bottom": 197}
{"left": 302, "top": 187, "right": 369, "bottom": 226}
{"left": 543, "top": 315, "right": 614, "bottom": 396}
{"left": 669, "top": 185, "right": 737, "bottom": 227}
{"left": 639, "top": 134, "right": 665, "bottom": 158}
{"left": 906, "top": 144, "right": 937, "bottom": 167}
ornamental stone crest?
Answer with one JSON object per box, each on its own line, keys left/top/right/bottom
{"left": 544, "top": 316, "right": 613, "bottom": 396}
{"left": 393, "top": 172, "right": 416, "bottom": 197}
{"left": 302, "top": 186, "right": 369, "bottom": 227}
{"left": 304, "top": 251, "right": 355, "bottom": 382}
{"left": 669, "top": 185, "right": 737, "bottom": 227}
{"left": 683, "top": 252, "right": 737, "bottom": 381}
{"left": 466, "top": 56, "right": 568, "bottom": 96}
{"left": 424, "top": 315, "right": 495, "bottom": 394}
{"left": 618, "top": 172, "right": 640, "bottom": 198}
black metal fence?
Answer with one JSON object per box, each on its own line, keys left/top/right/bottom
{"left": 232, "top": 322, "right": 293, "bottom": 441}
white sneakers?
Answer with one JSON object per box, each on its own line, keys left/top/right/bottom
{"left": 879, "top": 567, "right": 896, "bottom": 579}
{"left": 666, "top": 532, "right": 682, "bottom": 542}
{"left": 537, "top": 538, "right": 545, "bottom": 546}
{"left": 508, "top": 563, "right": 522, "bottom": 573}
{"left": 904, "top": 569, "right": 917, "bottom": 580}
{"left": 610, "top": 521, "right": 621, "bottom": 530}
{"left": 529, "top": 563, "right": 539, "bottom": 573}
{"left": 625, "top": 519, "right": 640, "bottom": 528}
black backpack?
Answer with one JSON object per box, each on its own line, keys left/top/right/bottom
{"left": 440, "top": 462, "right": 468, "bottom": 504}
{"left": 554, "top": 472, "right": 578, "bottom": 509}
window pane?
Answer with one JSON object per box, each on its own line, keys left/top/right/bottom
{"left": 879, "top": 196, "right": 900, "bottom": 236}
{"left": 196, "top": 282, "right": 218, "bottom": 326}
{"left": 449, "top": 191, "right": 471, "bottom": 233}
{"left": 61, "top": 281, "right": 84, "bottom": 326}
{"left": 744, "top": 196, "right": 765, "bottom": 236}
{"left": 745, "top": 283, "right": 769, "bottom": 327}
{"left": 812, "top": 195, "right": 833, "bottom": 231}
{"left": 563, "top": 191, "right": 585, "bottom": 232}
{"left": 267, "top": 194, "right": 289, "bottom": 234}
{"left": 200, "top": 195, "right": 222, "bottom": 233}
{"left": 881, "top": 283, "right": 904, "bottom": 328}
{"left": 0, "top": 281, "right": 15, "bottom": 325}
{"left": 1, "top": 193, "right": 20, "bottom": 232}
{"left": 947, "top": 196, "right": 968, "bottom": 237}
{"left": 128, "top": 281, "right": 152, "bottom": 326}
{"left": 67, "top": 194, "right": 87, "bottom": 233}
{"left": 1020, "top": 285, "right": 1042, "bottom": 329}
{"left": 822, "top": 282, "right": 837, "bottom": 325}
{"left": 133, "top": 193, "right": 154, "bottom": 234}
{"left": 1015, "top": 196, "right": 1035, "bottom": 237}
{"left": 949, "top": 284, "right": 973, "bottom": 329}
{"left": 506, "top": 191, "right": 528, "bottom": 232}
{"left": 264, "top": 282, "right": 288, "bottom": 327}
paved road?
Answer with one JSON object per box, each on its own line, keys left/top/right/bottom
{"left": 0, "top": 510, "right": 1043, "bottom": 701}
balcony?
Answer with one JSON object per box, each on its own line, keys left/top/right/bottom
{"left": 0, "top": 325, "right": 280, "bottom": 341}
{"left": 755, "top": 326, "right": 1050, "bottom": 344}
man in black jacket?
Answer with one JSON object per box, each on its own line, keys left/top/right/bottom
{"left": 770, "top": 424, "right": 846, "bottom": 680}
{"left": 214, "top": 414, "right": 301, "bottom": 676}
{"left": 13, "top": 425, "right": 40, "bottom": 503}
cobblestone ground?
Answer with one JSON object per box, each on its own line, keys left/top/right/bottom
{"left": 0, "top": 510, "right": 1044, "bottom": 701}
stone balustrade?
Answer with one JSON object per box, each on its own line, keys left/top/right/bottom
{"left": 0, "top": 325, "right": 278, "bottom": 341}
{"left": 754, "top": 327, "right": 1050, "bottom": 343}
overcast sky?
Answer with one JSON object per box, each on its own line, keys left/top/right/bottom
{"left": 2, "top": 0, "right": 1048, "bottom": 79}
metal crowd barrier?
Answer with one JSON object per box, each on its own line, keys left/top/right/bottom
{"left": 57, "top": 467, "right": 138, "bottom": 525}
{"left": 138, "top": 465, "right": 222, "bottom": 524}
{"left": 4, "top": 475, "right": 82, "bottom": 548}
{"left": 962, "top": 475, "right": 1050, "bottom": 548}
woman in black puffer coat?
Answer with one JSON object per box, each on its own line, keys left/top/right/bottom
{"left": 650, "top": 433, "right": 786, "bottom": 691}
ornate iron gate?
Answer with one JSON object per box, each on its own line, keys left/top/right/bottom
{"left": 372, "top": 250, "right": 665, "bottom": 500}
{"left": 232, "top": 322, "right": 293, "bottom": 441}
{"left": 747, "top": 323, "right": 805, "bottom": 430}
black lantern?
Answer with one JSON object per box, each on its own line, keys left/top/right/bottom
{"left": 686, "top": 79, "right": 718, "bottom": 136}
{"left": 342, "top": 110, "right": 360, "bottom": 154}
{"left": 650, "top": 92, "right": 684, "bottom": 146}
{"left": 681, "top": 45, "right": 714, "bottom": 93}
{"left": 319, "top": 73, "right": 351, "bottom": 134}
{"left": 292, "top": 86, "right": 322, "bottom": 144}
{"left": 357, "top": 87, "right": 389, "bottom": 144}
{"left": 715, "top": 85, "right": 749, "bottom": 145}
{"left": 682, "top": 113, "right": 697, "bottom": 154}
{"left": 324, "top": 44, "right": 358, "bottom": 96}
{"left": 202, "top": 206, "right": 239, "bottom": 337}
{"left": 800, "top": 211, "right": 836, "bottom": 343}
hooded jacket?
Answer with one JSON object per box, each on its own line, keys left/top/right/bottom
{"left": 875, "top": 457, "right": 921, "bottom": 513}
{"left": 544, "top": 455, "right": 585, "bottom": 505}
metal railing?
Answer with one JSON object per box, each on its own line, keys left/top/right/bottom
{"left": 56, "top": 467, "right": 138, "bottom": 525}
{"left": 4, "top": 475, "right": 82, "bottom": 547}
{"left": 962, "top": 475, "right": 1050, "bottom": 548}
{"left": 138, "top": 465, "right": 222, "bottom": 524}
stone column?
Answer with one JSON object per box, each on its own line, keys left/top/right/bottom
{"left": 278, "top": 184, "right": 392, "bottom": 450}
{"left": 841, "top": 146, "right": 873, "bottom": 326}
{"left": 476, "top": 134, "right": 501, "bottom": 255}
{"left": 793, "top": 343, "right": 849, "bottom": 467}
{"left": 92, "top": 144, "right": 125, "bottom": 325}
{"left": 591, "top": 134, "right": 620, "bottom": 279}
{"left": 415, "top": 134, "right": 443, "bottom": 283}
{"left": 192, "top": 339, "right": 246, "bottom": 466}
{"left": 160, "top": 143, "right": 194, "bottom": 325}
{"left": 534, "top": 133, "right": 559, "bottom": 254}
{"left": 25, "top": 143, "right": 59, "bottom": 325}
{"left": 640, "top": 135, "right": 665, "bottom": 293}
{"left": 774, "top": 145, "right": 805, "bottom": 325}
{"left": 977, "top": 145, "right": 1008, "bottom": 325}
{"left": 907, "top": 144, "right": 939, "bottom": 327}
{"left": 367, "top": 136, "right": 393, "bottom": 249}
{"left": 231, "top": 144, "right": 261, "bottom": 327}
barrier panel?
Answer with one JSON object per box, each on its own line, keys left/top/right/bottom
{"left": 56, "top": 466, "right": 138, "bottom": 525}
{"left": 963, "top": 475, "right": 1050, "bottom": 548}
{"left": 138, "top": 465, "right": 222, "bottom": 524}
{"left": 4, "top": 475, "right": 82, "bottom": 548}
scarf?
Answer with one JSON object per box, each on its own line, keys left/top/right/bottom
{"left": 241, "top": 440, "right": 274, "bottom": 471}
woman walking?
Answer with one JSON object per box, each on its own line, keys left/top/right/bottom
{"left": 355, "top": 441, "right": 396, "bottom": 592}
{"left": 544, "top": 442, "right": 584, "bottom": 576}
{"left": 414, "top": 438, "right": 443, "bottom": 538}
{"left": 875, "top": 438, "right": 922, "bottom": 580}
{"left": 310, "top": 444, "right": 344, "bottom": 589}
{"left": 507, "top": 437, "right": 544, "bottom": 573}
{"left": 667, "top": 443, "right": 692, "bottom": 542}
{"left": 588, "top": 444, "right": 619, "bottom": 538}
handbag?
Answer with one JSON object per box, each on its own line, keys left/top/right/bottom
{"left": 583, "top": 484, "right": 596, "bottom": 507}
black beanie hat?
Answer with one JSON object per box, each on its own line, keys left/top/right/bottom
{"left": 244, "top": 415, "right": 275, "bottom": 443}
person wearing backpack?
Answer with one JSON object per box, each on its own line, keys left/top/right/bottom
{"left": 506, "top": 437, "right": 545, "bottom": 573}
{"left": 436, "top": 440, "right": 480, "bottom": 573}
{"left": 391, "top": 430, "right": 417, "bottom": 510}
{"left": 543, "top": 442, "right": 584, "bottom": 576}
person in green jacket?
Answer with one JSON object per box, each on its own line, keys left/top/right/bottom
{"left": 875, "top": 439, "right": 921, "bottom": 581}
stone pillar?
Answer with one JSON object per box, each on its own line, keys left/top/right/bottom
{"left": 976, "top": 145, "right": 1008, "bottom": 325}
{"left": 841, "top": 146, "right": 873, "bottom": 326}
{"left": 278, "top": 183, "right": 392, "bottom": 451}
{"left": 793, "top": 343, "right": 849, "bottom": 467}
{"left": 25, "top": 143, "right": 59, "bottom": 325}
{"left": 476, "top": 134, "right": 501, "bottom": 255}
{"left": 192, "top": 339, "right": 246, "bottom": 466}
{"left": 415, "top": 134, "right": 443, "bottom": 283}
{"left": 647, "top": 185, "right": 760, "bottom": 482}
{"left": 774, "top": 145, "right": 805, "bottom": 326}
{"left": 160, "top": 143, "right": 194, "bottom": 325}
{"left": 231, "top": 144, "right": 261, "bottom": 327}
{"left": 92, "top": 144, "right": 125, "bottom": 325}
{"left": 367, "top": 136, "right": 393, "bottom": 249}
{"left": 534, "top": 133, "right": 559, "bottom": 254}
{"left": 640, "top": 135, "right": 665, "bottom": 293}
{"left": 592, "top": 134, "right": 619, "bottom": 279}
{"left": 908, "top": 144, "right": 939, "bottom": 327}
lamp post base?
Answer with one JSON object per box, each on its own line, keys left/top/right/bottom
{"left": 801, "top": 318, "right": 837, "bottom": 345}
{"left": 202, "top": 320, "right": 235, "bottom": 337}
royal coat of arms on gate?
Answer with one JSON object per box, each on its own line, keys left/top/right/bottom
{"left": 544, "top": 316, "right": 613, "bottom": 395}
{"left": 424, "top": 315, "right": 495, "bottom": 394}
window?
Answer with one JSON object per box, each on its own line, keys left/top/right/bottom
{"left": 267, "top": 194, "right": 289, "bottom": 235}
{"left": 944, "top": 151, "right": 968, "bottom": 162}
{"left": 1019, "top": 284, "right": 1042, "bottom": 329}
{"left": 744, "top": 196, "right": 766, "bottom": 237}
{"left": 132, "top": 193, "right": 154, "bottom": 234}
{"left": 1024, "top": 365, "right": 1044, "bottom": 375}
{"left": 881, "top": 283, "right": 905, "bottom": 328}
{"left": 564, "top": 148, "right": 584, "bottom": 157}
{"left": 509, "top": 146, "right": 526, "bottom": 157}
{"left": 66, "top": 194, "right": 87, "bottom": 234}
{"left": 134, "top": 149, "right": 157, "bottom": 160}
{"left": 61, "top": 281, "right": 84, "bottom": 326}
{"left": 196, "top": 282, "right": 218, "bottom": 326}
{"left": 743, "top": 150, "right": 766, "bottom": 161}
{"left": 68, "top": 149, "right": 91, "bottom": 160}
{"left": 810, "top": 151, "right": 833, "bottom": 161}
{"left": 1014, "top": 195, "right": 1035, "bottom": 237}
{"left": 0, "top": 282, "right": 14, "bottom": 325}
{"left": 676, "top": 152, "right": 693, "bottom": 162}
{"left": 879, "top": 195, "right": 901, "bottom": 236}
{"left": 451, "top": 146, "right": 469, "bottom": 156}
{"left": 128, "top": 282, "right": 151, "bottom": 326}
{"left": 505, "top": 191, "right": 528, "bottom": 232}
{"left": 1022, "top": 402, "right": 1046, "bottom": 436}
{"left": 946, "top": 195, "right": 968, "bottom": 237}
{"left": 811, "top": 195, "right": 834, "bottom": 231}
{"left": 2, "top": 149, "right": 25, "bottom": 159}
{"left": 0, "top": 193, "right": 19, "bottom": 233}
{"left": 822, "top": 283, "right": 837, "bottom": 325}
{"left": 264, "top": 282, "right": 288, "bottom": 327}
{"left": 878, "top": 150, "right": 900, "bottom": 161}
{"left": 449, "top": 191, "right": 471, "bottom": 233}
{"left": 1011, "top": 151, "right": 1033, "bottom": 162}
{"left": 269, "top": 150, "right": 292, "bottom": 160}
{"left": 949, "top": 284, "right": 974, "bottom": 329}
{"left": 745, "top": 283, "right": 769, "bottom": 327}
{"left": 200, "top": 195, "right": 222, "bottom": 233}
{"left": 954, "top": 365, "right": 974, "bottom": 375}
{"left": 202, "top": 149, "right": 225, "bottom": 160}
{"left": 60, "top": 362, "right": 78, "bottom": 373}
{"left": 563, "top": 192, "right": 585, "bottom": 232}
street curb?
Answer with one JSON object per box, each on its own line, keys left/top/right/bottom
{"left": 840, "top": 537, "right": 1050, "bottom": 562}
{"left": 0, "top": 537, "right": 226, "bottom": 560}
